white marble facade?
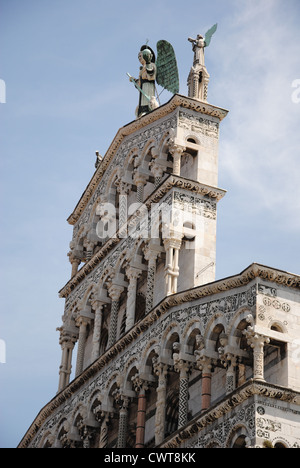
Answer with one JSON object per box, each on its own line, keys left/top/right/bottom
{"left": 19, "top": 95, "right": 300, "bottom": 449}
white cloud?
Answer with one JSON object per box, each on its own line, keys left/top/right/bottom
{"left": 211, "top": 0, "right": 300, "bottom": 230}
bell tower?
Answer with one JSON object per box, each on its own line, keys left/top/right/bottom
{"left": 56, "top": 35, "right": 229, "bottom": 396}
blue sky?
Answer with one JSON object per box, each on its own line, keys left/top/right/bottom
{"left": 1, "top": 0, "right": 300, "bottom": 448}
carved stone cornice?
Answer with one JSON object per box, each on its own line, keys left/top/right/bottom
{"left": 67, "top": 94, "right": 228, "bottom": 226}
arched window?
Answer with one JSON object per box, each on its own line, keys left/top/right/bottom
{"left": 274, "top": 442, "right": 287, "bottom": 448}
{"left": 228, "top": 427, "right": 249, "bottom": 448}
{"left": 232, "top": 435, "right": 247, "bottom": 448}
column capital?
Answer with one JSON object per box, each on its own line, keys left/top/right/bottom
{"left": 143, "top": 243, "right": 162, "bottom": 262}
{"left": 132, "top": 374, "right": 150, "bottom": 395}
{"left": 195, "top": 352, "right": 213, "bottom": 373}
{"left": 90, "top": 299, "right": 104, "bottom": 311}
{"left": 108, "top": 284, "right": 124, "bottom": 302}
{"left": 163, "top": 234, "right": 183, "bottom": 250}
{"left": 67, "top": 250, "right": 81, "bottom": 264}
{"left": 133, "top": 171, "right": 148, "bottom": 186}
{"left": 114, "top": 392, "right": 130, "bottom": 411}
{"left": 243, "top": 326, "right": 270, "bottom": 381}
{"left": 152, "top": 357, "right": 170, "bottom": 380}
{"left": 125, "top": 266, "right": 143, "bottom": 282}
{"left": 92, "top": 287, "right": 111, "bottom": 305}
{"left": 243, "top": 327, "right": 270, "bottom": 350}
{"left": 75, "top": 315, "right": 91, "bottom": 328}
{"left": 173, "top": 358, "right": 193, "bottom": 377}
{"left": 57, "top": 326, "right": 78, "bottom": 345}
{"left": 169, "top": 142, "right": 186, "bottom": 156}
{"left": 93, "top": 406, "right": 114, "bottom": 424}
{"left": 115, "top": 177, "right": 131, "bottom": 195}
{"left": 220, "top": 352, "right": 238, "bottom": 368}
{"left": 150, "top": 161, "right": 164, "bottom": 179}
{"left": 83, "top": 238, "right": 95, "bottom": 250}
{"left": 68, "top": 251, "right": 81, "bottom": 277}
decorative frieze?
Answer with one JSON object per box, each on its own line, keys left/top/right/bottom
{"left": 178, "top": 110, "right": 219, "bottom": 139}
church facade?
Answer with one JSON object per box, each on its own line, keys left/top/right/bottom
{"left": 19, "top": 38, "right": 300, "bottom": 449}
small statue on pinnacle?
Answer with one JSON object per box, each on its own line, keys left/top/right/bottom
{"left": 187, "top": 24, "right": 218, "bottom": 102}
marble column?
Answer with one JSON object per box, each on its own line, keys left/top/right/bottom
{"left": 75, "top": 317, "right": 90, "bottom": 377}
{"left": 133, "top": 172, "right": 147, "bottom": 204}
{"left": 169, "top": 144, "right": 186, "bottom": 176}
{"left": 79, "top": 425, "right": 94, "bottom": 449}
{"left": 107, "top": 285, "right": 124, "bottom": 348}
{"left": 68, "top": 251, "right": 81, "bottom": 278}
{"left": 58, "top": 341, "right": 69, "bottom": 392}
{"left": 244, "top": 327, "right": 270, "bottom": 381}
{"left": 125, "top": 267, "right": 142, "bottom": 332}
{"left": 174, "top": 359, "right": 192, "bottom": 429}
{"left": 225, "top": 354, "right": 238, "bottom": 395}
{"left": 133, "top": 376, "right": 149, "bottom": 449}
{"left": 91, "top": 301, "right": 104, "bottom": 362}
{"left": 58, "top": 330, "right": 76, "bottom": 392}
{"left": 196, "top": 355, "right": 212, "bottom": 412}
{"left": 151, "top": 163, "right": 164, "bottom": 189}
{"left": 115, "top": 180, "right": 130, "bottom": 231}
{"left": 153, "top": 359, "right": 169, "bottom": 446}
{"left": 116, "top": 395, "right": 130, "bottom": 448}
{"left": 83, "top": 239, "right": 95, "bottom": 261}
{"left": 163, "top": 237, "right": 182, "bottom": 296}
{"left": 96, "top": 412, "right": 111, "bottom": 448}
{"left": 144, "top": 246, "right": 160, "bottom": 314}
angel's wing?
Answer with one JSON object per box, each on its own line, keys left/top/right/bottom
{"left": 204, "top": 23, "right": 218, "bottom": 47}
{"left": 156, "top": 40, "right": 179, "bottom": 94}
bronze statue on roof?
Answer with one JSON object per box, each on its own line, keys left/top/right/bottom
{"left": 128, "top": 40, "right": 179, "bottom": 118}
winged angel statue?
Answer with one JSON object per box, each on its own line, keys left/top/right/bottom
{"left": 128, "top": 40, "right": 179, "bottom": 118}
{"left": 187, "top": 24, "right": 218, "bottom": 101}
{"left": 188, "top": 24, "right": 218, "bottom": 67}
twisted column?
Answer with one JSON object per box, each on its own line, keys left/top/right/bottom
{"left": 174, "top": 359, "right": 192, "bottom": 428}
{"left": 144, "top": 246, "right": 160, "bottom": 313}
{"left": 133, "top": 172, "right": 147, "bottom": 204}
{"left": 97, "top": 412, "right": 111, "bottom": 448}
{"left": 125, "top": 267, "right": 142, "bottom": 332}
{"left": 163, "top": 237, "right": 182, "bottom": 296}
{"left": 225, "top": 354, "right": 238, "bottom": 395}
{"left": 153, "top": 359, "right": 169, "bottom": 446}
{"left": 91, "top": 301, "right": 104, "bottom": 362}
{"left": 116, "top": 395, "right": 130, "bottom": 448}
{"left": 107, "top": 285, "right": 124, "bottom": 348}
{"left": 75, "top": 317, "right": 90, "bottom": 377}
{"left": 150, "top": 163, "right": 164, "bottom": 188}
{"left": 115, "top": 179, "right": 130, "bottom": 231}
